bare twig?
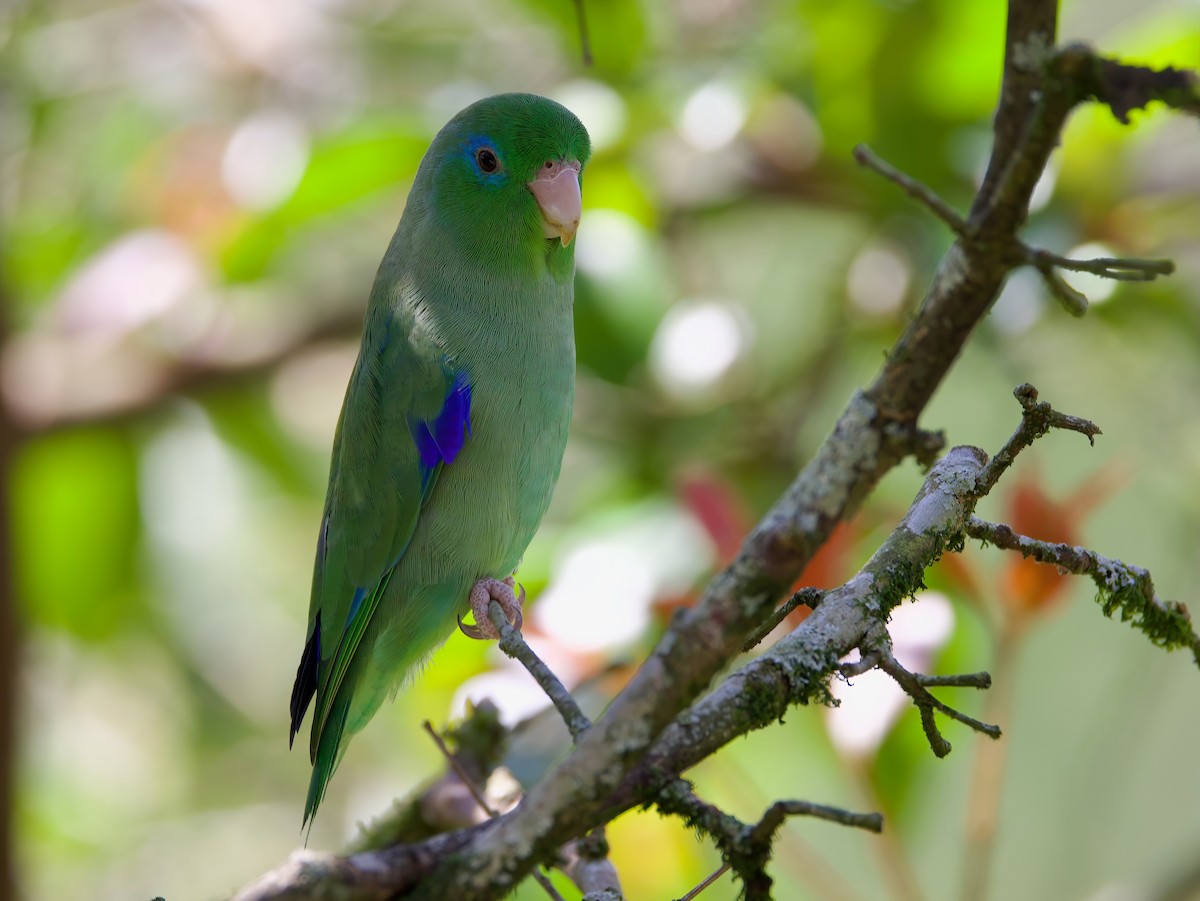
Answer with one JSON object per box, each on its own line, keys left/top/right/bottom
{"left": 1039, "top": 268, "right": 1091, "bottom": 316}
{"left": 422, "top": 722, "right": 499, "bottom": 818}
{"left": 974, "top": 383, "right": 1101, "bottom": 497}
{"left": 975, "top": 0, "right": 1058, "bottom": 209}
{"left": 1028, "top": 249, "right": 1175, "bottom": 281}
{"left": 675, "top": 864, "right": 729, "bottom": 901}
{"left": 655, "top": 779, "right": 880, "bottom": 901}
{"left": 1087, "top": 53, "right": 1200, "bottom": 122}
{"left": 1025, "top": 246, "right": 1174, "bottom": 315}
{"left": 872, "top": 644, "right": 1001, "bottom": 757}
{"left": 837, "top": 653, "right": 878, "bottom": 679}
{"left": 484, "top": 604, "right": 625, "bottom": 897}
{"left": 737, "top": 797, "right": 882, "bottom": 900}
{"left": 854, "top": 142, "right": 1175, "bottom": 318}
{"left": 422, "top": 722, "right": 566, "bottom": 901}
{"left": 914, "top": 671, "right": 993, "bottom": 689}
{"left": 488, "top": 600, "right": 592, "bottom": 742}
{"left": 572, "top": 0, "right": 593, "bottom": 66}
{"left": 749, "top": 800, "right": 884, "bottom": 838}
{"left": 852, "top": 144, "right": 969, "bottom": 235}
{"left": 614, "top": 448, "right": 991, "bottom": 821}
{"left": 349, "top": 702, "right": 508, "bottom": 852}
{"left": 742, "top": 587, "right": 825, "bottom": 652}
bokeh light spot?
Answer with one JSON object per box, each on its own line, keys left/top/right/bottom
{"left": 679, "top": 81, "right": 747, "bottom": 152}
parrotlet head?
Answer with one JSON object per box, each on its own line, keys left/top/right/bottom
{"left": 415, "top": 93, "right": 591, "bottom": 267}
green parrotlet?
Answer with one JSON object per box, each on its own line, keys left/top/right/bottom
{"left": 288, "top": 93, "right": 590, "bottom": 825}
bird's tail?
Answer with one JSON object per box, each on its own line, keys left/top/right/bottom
{"left": 303, "top": 680, "right": 354, "bottom": 830}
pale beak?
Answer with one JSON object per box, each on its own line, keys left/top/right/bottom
{"left": 528, "top": 160, "right": 582, "bottom": 247}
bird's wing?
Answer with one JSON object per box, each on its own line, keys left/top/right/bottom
{"left": 288, "top": 294, "right": 471, "bottom": 823}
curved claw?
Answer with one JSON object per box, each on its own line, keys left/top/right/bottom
{"left": 511, "top": 584, "right": 526, "bottom": 632}
{"left": 460, "top": 578, "right": 528, "bottom": 641}
{"left": 457, "top": 614, "right": 486, "bottom": 641}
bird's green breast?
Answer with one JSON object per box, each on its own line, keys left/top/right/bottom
{"left": 344, "top": 251, "right": 575, "bottom": 731}
{"left": 437, "top": 286, "right": 575, "bottom": 578}
{"left": 385, "top": 240, "right": 575, "bottom": 601}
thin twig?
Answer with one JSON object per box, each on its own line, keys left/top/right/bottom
{"left": 484, "top": 605, "right": 622, "bottom": 896}
{"left": 879, "top": 653, "right": 1002, "bottom": 742}
{"left": 676, "top": 864, "right": 730, "bottom": 901}
{"left": 485, "top": 601, "right": 626, "bottom": 895}
{"left": 742, "top": 587, "right": 825, "bottom": 652}
{"left": 712, "top": 754, "right": 869, "bottom": 901}
{"left": 573, "top": 0, "right": 593, "bottom": 66}
{"left": 1030, "top": 250, "right": 1175, "bottom": 280}
{"left": 422, "top": 721, "right": 498, "bottom": 817}
{"left": 852, "top": 145, "right": 969, "bottom": 235}
{"left": 974, "top": 383, "right": 1101, "bottom": 497}
{"left": 423, "top": 722, "right": 567, "bottom": 901}
{"left": 853, "top": 145, "right": 1176, "bottom": 318}
{"left": 869, "top": 642, "right": 1001, "bottom": 757}
{"left": 841, "top": 652, "right": 991, "bottom": 691}
{"left": 654, "top": 777, "right": 882, "bottom": 901}
{"left": 737, "top": 799, "right": 884, "bottom": 900}
{"left": 488, "top": 600, "right": 593, "bottom": 741}
{"left": 1025, "top": 247, "right": 1175, "bottom": 315}
{"left": 532, "top": 864, "right": 568, "bottom": 899}
{"left": 917, "top": 671, "right": 992, "bottom": 689}
{"left": 749, "top": 800, "right": 884, "bottom": 839}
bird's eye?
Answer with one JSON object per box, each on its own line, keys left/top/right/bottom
{"left": 475, "top": 148, "right": 499, "bottom": 173}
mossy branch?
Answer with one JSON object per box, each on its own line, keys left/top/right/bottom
{"left": 967, "top": 517, "right": 1200, "bottom": 667}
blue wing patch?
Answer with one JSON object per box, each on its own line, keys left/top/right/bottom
{"left": 410, "top": 371, "right": 472, "bottom": 488}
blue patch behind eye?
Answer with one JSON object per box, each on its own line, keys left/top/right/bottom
{"left": 411, "top": 371, "right": 473, "bottom": 480}
{"left": 464, "top": 133, "right": 506, "bottom": 183}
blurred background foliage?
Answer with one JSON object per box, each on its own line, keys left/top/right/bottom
{"left": 2, "top": 0, "right": 1200, "bottom": 899}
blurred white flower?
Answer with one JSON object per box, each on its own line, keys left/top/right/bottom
{"left": 575, "top": 210, "right": 646, "bottom": 280}
{"left": 55, "top": 230, "right": 205, "bottom": 338}
{"left": 680, "top": 81, "right": 747, "bottom": 152}
{"left": 222, "top": 110, "right": 310, "bottom": 211}
{"left": 555, "top": 80, "right": 627, "bottom": 153}
{"left": 650, "top": 299, "right": 751, "bottom": 396}
{"left": 536, "top": 504, "right": 711, "bottom": 654}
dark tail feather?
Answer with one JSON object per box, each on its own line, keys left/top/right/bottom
{"left": 289, "top": 612, "right": 321, "bottom": 749}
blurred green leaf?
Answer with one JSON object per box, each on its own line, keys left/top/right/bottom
{"left": 13, "top": 429, "right": 140, "bottom": 639}
{"left": 220, "top": 127, "right": 428, "bottom": 282}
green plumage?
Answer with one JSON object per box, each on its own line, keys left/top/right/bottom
{"left": 289, "top": 94, "right": 590, "bottom": 825}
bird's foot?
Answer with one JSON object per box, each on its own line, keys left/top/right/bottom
{"left": 458, "top": 576, "right": 525, "bottom": 640}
